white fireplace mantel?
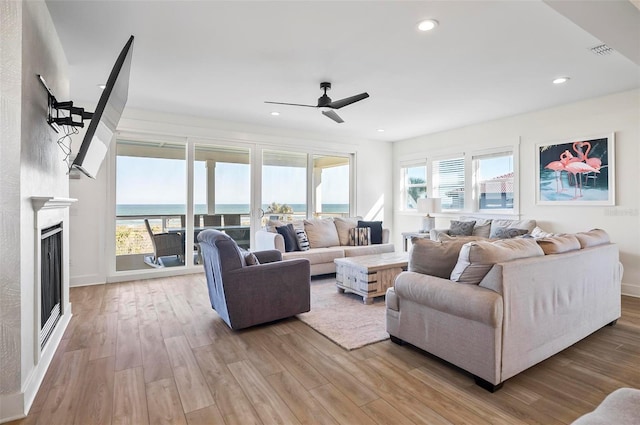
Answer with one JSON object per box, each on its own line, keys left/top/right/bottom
{"left": 31, "top": 196, "right": 77, "bottom": 212}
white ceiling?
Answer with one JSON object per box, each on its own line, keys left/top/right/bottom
{"left": 46, "top": 0, "right": 640, "bottom": 143}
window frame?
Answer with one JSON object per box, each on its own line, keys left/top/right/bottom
{"left": 472, "top": 148, "right": 516, "bottom": 214}
{"left": 399, "top": 160, "right": 428, "bottom": 211}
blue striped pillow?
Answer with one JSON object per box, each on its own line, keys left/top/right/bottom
{"left": 295, "top": 228, "right": 310, "bottom": 251}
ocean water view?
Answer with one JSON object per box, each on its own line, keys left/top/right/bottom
{"left": 117, "top": 204, "right": 349, "bottom": 217}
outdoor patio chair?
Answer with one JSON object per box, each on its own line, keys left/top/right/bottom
{"left": 197, "top": 229, "right": 310, "bottom": 329}
{"left": 144, "top": 218, "right": 184, "bottom": 265}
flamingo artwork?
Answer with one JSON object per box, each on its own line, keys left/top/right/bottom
{"left": 577, "top": 141, "right": 602, "bottom": 170}
{"left": 544, "top": 160, "right": 565, "bottom": 193}
{"left": 565, "top": 161, "right": 600, "bottom": 199}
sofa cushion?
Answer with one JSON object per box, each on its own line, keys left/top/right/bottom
{"left": 575, "top": 229, "right": 610, "bottom": 248}
{"left": 334, "top": 216, "right": 362, "bottom": 246}
{"left": 409, "top": 238, "right": 472, "bottom": 279}
{"left": 489, "top": 219, "right": 536, "bottom": 238}
{"left": 451, "top": 238, "right": 544, "bottom": 284}
{"left": 449, "top": 220, "right": 475, "bottom": 236}
{"left": 343, "top": 243, "right": 395, "bottom": 257}
{"left": 282, "top": 247, "right": 344, "bottom": 265}
{"left": 358, "top": 220, "right": 383, "bottom": 244}
{"left": 492, "top": 227, "right": 529, "bottom": 239}
{"left": 304, "top": 218, "right": 340, "bottom": 248}
{"left": 276, "top": 224, "right": 299, "bottom": 252}
{"left": 536, "top": 234, "right": 581, "bottom": 254}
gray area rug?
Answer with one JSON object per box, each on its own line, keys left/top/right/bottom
{"left": 297, "top": 276, "right": 389, "bottom": 350}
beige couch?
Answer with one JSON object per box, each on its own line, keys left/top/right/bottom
{"left": 386, "top": 230, "right": 623, "bottom": 391}
{"left": 255, "top": 217, "right": 394, "bottom": 276}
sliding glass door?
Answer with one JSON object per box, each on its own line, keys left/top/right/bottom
{"left": 194, "top": 144, "right": 251, "bottom": 249}
{"left": 115, "top": 139, "right": 186, "bottom": 271}
{"left": 113, "top": 138, "right": 354, "bottom": 275}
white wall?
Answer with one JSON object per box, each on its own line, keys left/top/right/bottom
{"left": 69, "top": 108, "right": 393, "bottom": 285}
{"left": 393, "top": 89, "right": 640, "bottom": 295}
{"left": 0, "top": 0, "right": 71, "bottom": 421}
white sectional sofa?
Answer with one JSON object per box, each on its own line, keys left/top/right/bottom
{"left": 386, "top": 229, "right": 623, "bottom": 391}
{"left": 255, "top": 217, "right": 395, "bottom": 276}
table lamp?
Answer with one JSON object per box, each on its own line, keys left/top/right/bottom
{"left": 417, "top": 198, "right": 441, "bottom": 232}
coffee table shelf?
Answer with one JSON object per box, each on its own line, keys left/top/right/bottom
{"left": 334, "top": 252, "right": 409, "bottom": 305}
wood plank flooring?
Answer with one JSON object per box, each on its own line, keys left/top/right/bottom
{"left": 9, "top": 274, "right": 640, "bottom": 425}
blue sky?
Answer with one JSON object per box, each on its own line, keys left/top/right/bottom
{"left": 116, "top": 157, "right": 349, "bottom": 205}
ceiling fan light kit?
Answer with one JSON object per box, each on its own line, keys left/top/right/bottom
{"left": 265, "top": 81, "right": 369, "bottom": 123}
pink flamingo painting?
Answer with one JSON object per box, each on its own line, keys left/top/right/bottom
{"left": 565, "top": 161, "right": 599, "bottom": 199}
{"left": 544, "top": 160, "right": 566, "bottom": 193}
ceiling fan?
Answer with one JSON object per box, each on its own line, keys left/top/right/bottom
{"left": 265, "top": 82, "right": 369, "bottom": 124}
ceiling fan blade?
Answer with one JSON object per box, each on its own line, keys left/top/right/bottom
{"left": 264, "top": 101, "right": 317, "bottom": 108}
{"left": 322, "top": 110, "right": 344, "bottom": 123}
{"left": 328, "top": 92, "right": 369, "bottom": 109}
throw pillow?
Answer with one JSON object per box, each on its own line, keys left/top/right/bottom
{"left": 295, "top": 228, "right": 310, "bottom": 251}
{"left": 575, "top": 229, "right": 610, "bottom": 249}
{"left": 276, "top": 224, "right": 299, "bottom": 252}
{"left": 489, "top": 219, "right": 536, "bottom": 238}
{"left": 348, "top": 227, "right": 370, "bottom": 246}
{"left": 449, "top": 220, "right": 475, "bottom": 236}
{"left": 536, "top": 234, "right": 581, "bottom": 255}
{"left": 303, "top": 218, "right": 340, "bottom": 248}
{"left": 450, "top": 238, "right": 544, "bottom": 285}
{"left": 334, "top": 216, "right": 362, "bottom": 246}
{"left": 530, "top": 225, "right": 553, "bottom": 238}
{"left": 492, "top": 227, "right": 529, "bottom": 239}
{"left": 459, "top": 216, "right": 492, "bottom": 238}
{"left": 244, "top": 252, "right": 260, "bottom": 266}
{"left": 357, "top": 220, "right": 383, "bottom": 244}
{"left": 409, "top": 238, "right": 471, "bottom": 279}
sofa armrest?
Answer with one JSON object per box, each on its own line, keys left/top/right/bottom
{"left": 394, "top": 271, "right": 503, "bottom": 327}
{"left": 429, "top": 228, "right": 450, "bottom": 240}
{"left": 255, "top": 230, "right": 285, "bottom": 252}
{"left": 382, "top": 228, "right": 390, "bottom": 244}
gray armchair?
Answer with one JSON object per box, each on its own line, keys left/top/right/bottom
{"left": 197, "top": 229, "right": 311, "bottom": 330}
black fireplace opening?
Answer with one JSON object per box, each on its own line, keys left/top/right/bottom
{"left": 41, "top": 223, "right": 62, "bottom": 348}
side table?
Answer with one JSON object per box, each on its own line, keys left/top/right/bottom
{"left": 401, "top": 232, "right": 430, "bottom": 252}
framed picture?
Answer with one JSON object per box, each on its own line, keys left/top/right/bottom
{"left": 536, "top": 133, "right": 615, "bottom": 206}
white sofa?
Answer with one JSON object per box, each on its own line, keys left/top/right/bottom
{"left": 386, "top": 230, "right": 622, "bottom": 391}
{"left": 255, "top": 217, "right": 394, "bottom": 276}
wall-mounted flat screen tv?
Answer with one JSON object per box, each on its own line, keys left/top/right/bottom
{"left": 71, "top": 35, "right": 134, "bottom": 178}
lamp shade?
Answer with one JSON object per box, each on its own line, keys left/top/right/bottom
{"left": 417, "top": 198, "right": 441, "bottom": 214}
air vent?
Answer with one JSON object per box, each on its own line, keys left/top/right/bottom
{"left": 590, "top": 44, "right": 614, "bottom": 56}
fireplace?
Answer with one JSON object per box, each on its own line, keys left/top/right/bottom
{"left": 40, "top": 223, "right": 63, "bottom": 348}
{"left": 31, "top": 196, "right": 75, "bottom": 361}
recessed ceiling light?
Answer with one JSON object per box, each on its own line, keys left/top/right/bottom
{"left": 417, "top": 19, "right": 438, "bottom": 32}
{"left": 377, "top": 129, "right": 385, "bottom": 132}
{"left": 97, "top": 84, "right": 106, "bottom": 89}
{"left": 553, "top": 77, "right": 570, "bottom": 84}
{"left": 270, "top": 111, "right": 280, "bottom": 116}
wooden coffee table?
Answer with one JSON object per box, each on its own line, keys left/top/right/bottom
{"left": 334, "top": 252, "right": 409, "bottom": 305}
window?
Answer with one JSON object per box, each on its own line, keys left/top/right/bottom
{"left": 432, "top": 156, "right": 465, "bottom": 211}
{"left": 313, "top": 154, "right": 351, "bottom": 218}
{"left": 400, "top": 163, "right": 427, "bottom": 210}
{"left": 473, "top": 151, "right": 514, "bottom": 211}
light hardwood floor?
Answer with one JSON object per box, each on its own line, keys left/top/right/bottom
{"left": 9, "top": 274, "right": 640, "bottom": 425}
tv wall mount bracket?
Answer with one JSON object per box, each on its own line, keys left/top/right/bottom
{"left": 38, "top": 75, "right": 93, "bottom": 133}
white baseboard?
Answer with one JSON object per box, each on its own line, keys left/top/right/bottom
{"left": 622, "top": 281, "right": 640, "bottom": 298}
{"left": 70, "top": 274, "right": 106, "bottom": 287}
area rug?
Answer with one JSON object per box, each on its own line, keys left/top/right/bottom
{"left": 297, "top": 276, "right": 389, "bottom": 350}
